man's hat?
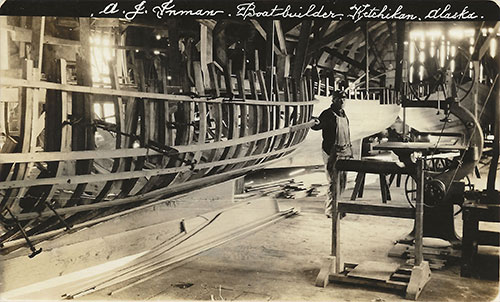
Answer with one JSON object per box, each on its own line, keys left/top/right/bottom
{"left": 331, "top": 90, "right": 345, "bottom": 102}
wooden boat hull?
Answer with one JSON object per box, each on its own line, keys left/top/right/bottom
{"left": 272, "top": 95, "right": 401, "bottom": 167}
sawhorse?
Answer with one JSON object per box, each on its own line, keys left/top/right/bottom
{"left": 315, "top": 159, "right": 431, "bottom": 300}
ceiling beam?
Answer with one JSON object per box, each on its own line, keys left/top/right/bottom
{"left": 250, "top": 19, "right": 282, "bottom": 56}
{"left": 394, "top": 22, "right": 406, "bottom": 95}
{"left": 292, "top": 20, "right": 312, "bottom": 81}
{"left": 324, "top": 47, "right": 382, "bottom": 76}
{"left": 307, "top": 22, "right": 357, "bottom": 55}
{"left": 274, "top": 20, "right": 287, "bottom": 55}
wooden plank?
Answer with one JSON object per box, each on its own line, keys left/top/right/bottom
{"left": 30, "top": 17, "right": 45, "bottom": 70}
{"left": 2, "top": 139, "right": 305, "bottom": 193}
{"left": 274, "top": 20, "right": 287, "bottom": 55}
{"left": 93, "top": 61, "right": 125, "bottom": 201}
{"left": 2, "top": 59, "right": 34, "bottom": 214}
{"left": 231, "top": 71, "right": 249, "bottom": 170}
{"left": 264, "top": 68, "right": 278, "bottom": 158}
{"left": 247, "top": 70, "right": 258, "bottom": 100}
{"left": 282, "top": 78, "right": 293, "bottom": 148}
{"left": 118, "top": 97, "right": 141, "bottom": 197}
{"left": 193, "top": 61, "right": 205, "bottom": 96}
{"left": 256, "top": 70, "right": 270, "bottom": 101}
{"left": 255, "top": 71, "right": 272, "bottom": 164}
{"left": 0, "top": 77, "right": 317, "bottom": 106}
{"left": 463, "top": 203, "right": 500, "bottom": 222}
{"left": 200, "top": 24, "right": 213, "bottom": 89}
{"left": 73, "top": 18, "right": 94, "bottom": 182}
{"left": 270, "top": 70, "right": 287, "bottom": 156}
{"left": 20, "top": 60, "right": 34, "bottom": 155}
{"left": 218, "top": 101, "right": 239, "bottom": 172}
{"left": 339, "top": 203, "right": 415, "bottom": 219}
{"left": 207, "top": 62, "right": 221, "bottom": 97}
{"left": 329, "top": 274, "right": 407, "bottom": 291}
{"left": 291, "top": 20, "right": 312, "bottom": 83}
{"left": 415, "top": 159, "right": 424, "bottom": 266}
{"left": 0, "top": 120, "right": 315, "bottom": 165}
{"left": 336, "top": 159, "right": 409, "bottom": 174}
{"left": 250, "top": 19, "right": 281, "bottom": 56}
{"left": 0, "top": 17, "right": 8, "bottom": 70}
{"left": 222, "top": 67, "right": 233, "bottom": 98}
{"left": 44, "top": 59, "right": 70, "bottom": 204}
{"left": 325, "top": 47, "right": 382, "bottom": 77}
{"left": 394, "top": 22, "right": 405, "bottom": 96}
{"left": 203, "top": 63, "right": 224, "bottom": 176}
{"left": 308, "top": 22, "right": 357, "bottom": 56}
{"left": 246, "top": 70, "right": 260, "bottom": 163}
{"left": 347, "top": 261, "right": 400, "bottom": 281}
{"left": 374, "top": 141, "right": 466, "bottom": 152}
{"left": 169, "top": 100, "right": 197, "bottom": 185}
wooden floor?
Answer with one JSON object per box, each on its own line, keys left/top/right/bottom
{"left": 76, "top": 171, "right": 499, "bottom": 301}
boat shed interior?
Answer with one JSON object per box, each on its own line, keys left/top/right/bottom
{"left": 0, "top": 16, "right": 499, "bottom": 301}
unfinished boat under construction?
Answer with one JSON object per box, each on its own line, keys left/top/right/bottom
{"left": 0, "top": 17, "right": 325, "bottom": 254}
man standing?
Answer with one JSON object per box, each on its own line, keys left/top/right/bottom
{"left": 311, "top": 90, "right": 353, "bottom": 217}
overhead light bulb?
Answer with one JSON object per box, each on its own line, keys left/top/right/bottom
{"left": 439, "top": 42, "right": 446, "bottom": 68}
{"left": 490, "top": 38, "right": 497, "bottom": 58}
{"left": 409, "top": 41, "right": 415, "bottom": 63}
{"left": 450, "top": 45, "right": 456, "bottom": 57}
{"left": 419, "top": 51, "right": 425, "bottom": 63}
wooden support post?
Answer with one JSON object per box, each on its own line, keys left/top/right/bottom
{"left": 364, "top": 22, "right": 369, "bottom": 92}
{"left": 200, "top": 24, "right": 213, "bottom": 89}
{"left": 208, "top": 63, "right": 221, "bottom": 97}
{"left": 0, "top": 17, "right": 8, "bottom": 70}
{"left": 394, "top": 22, "right": 406, "bottom": 98}
{"left": 331, "top": 168, "right": 341, "bottom": 272}
{"left": 461, "top": 206, "right": 479, "bottom": 277}
{"left": 486, "top": 77, "right": 499, "bottom": 194}
{"left": 292, "top": 20, "right": 312, "bottom": 92}
{"left": 315, "top": 165, "right": 341, "bottom": 288}
{"left": 265, "top": 20, "right": 275, "bottom": 97}
{"left": 193, "top": 61, "right": 205, "bottom": 96}
{"left": 30, "top": 17, "right": 45, "bottom": 71}
{"left": 73, "top": 18, "right": 94, "bottom": 178}
{"left": 167, "top": 20, "right": 184, "bottom": 91}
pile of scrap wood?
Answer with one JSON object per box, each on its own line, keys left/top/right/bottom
{"left": 306, "top": 184, "right": 323, "bottom": 197}
{"left": 242, "top": 179, "right": 310, "bottom": 199}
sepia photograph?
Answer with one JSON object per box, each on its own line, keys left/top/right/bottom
{"left": 0, "top": 0, "right": 499, "bottom": 300}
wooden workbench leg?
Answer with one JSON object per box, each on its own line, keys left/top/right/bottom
{"left": 331, "top": 169, "right": 341, "bottom": 272}
{"left": 316, "top": 169, "right": 341, "bottom": 288}
{"left": 351, "top": 172, "right": 364, "bottom": 201}
{"left": 379, "top": 174, "right": 388, "bottom": 203}
{"left": 358, "top": 173, "right": 365, "bottom": 198}
{"left": 461, "top": 207, "right": 479, "bottom": 277}
{"left": 315, "top": 256, "right": 336, "bottom": 287}
{"left": 406, "top": 159, "right": 431, "bottom": 300}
